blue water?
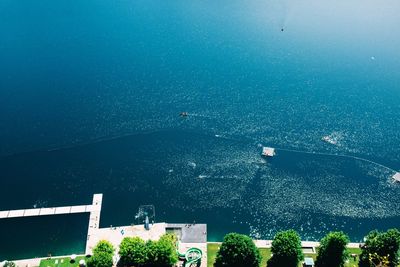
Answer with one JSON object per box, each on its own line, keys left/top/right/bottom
{"left": 0, "top": 214, "right": 88, "bottom": 261}
{"left": 1, "top": 0, "right": 400, "bottom": 260}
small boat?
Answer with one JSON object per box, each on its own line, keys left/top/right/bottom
{"left": 321, "top": 135, "right": 337, "bottom": 145}
{"left": 180, "top": 112, "right": 189, "bottom": 117}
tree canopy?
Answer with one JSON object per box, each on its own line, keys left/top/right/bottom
{"left": 145, "top": 239, "right": 178, "bottom": 267}
{"left": 88, "top": 240, "right": 115, "bottom": 267}
{"left": 359, "top": 229, "right": 400, "bottom": 267}
{"left": 267, "top": 230, "right": 304, "bottom": 267}
{"left": 119, "top": 237, "right": 147, "bottom": 266}
{"left": 118, "top": 234, "right": 178, "bottom": 267}
{"left": 93, "top": 240, "right": 115, "bottom": 255}
{"left": 315, "top": 231, "right": 349, "bottom": 267}
{"left": 214, "top": 232, "right": 261, "bottom": 267}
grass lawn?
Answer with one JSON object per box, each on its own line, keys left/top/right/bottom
{"left": 207, "top": 243, "right": 220, "bottom": 267}
{"left": 207, "top": 243, "right": 361, "bottom": 267}
{"left": 302, "top": 248, "right": 361, "bottom": 267}
{"left": 39, "top": 256, "right": 87, "bottom": 267}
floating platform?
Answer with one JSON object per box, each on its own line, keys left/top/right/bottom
{"left": 262, "top": 147, "right": 275, "bottom": 157}
{"left": 86, "top": 194, "right": 103, "bottom": 254}
{"left": 0, "top": 194, "right": 102, "bottom": 220}
{"left": 322, "top": 135, "right": 337, "bottom": 145}
{"left": 0, "top": 204, "right": 93, "bottom": 219}
{"left": 393, "top": 172, "right": 400, "bottom": 182}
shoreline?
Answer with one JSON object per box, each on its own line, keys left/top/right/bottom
{"left": 8, "top": 240, "right": 364, "bottom": 266}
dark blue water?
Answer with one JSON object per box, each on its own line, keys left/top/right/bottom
{"left": 1, "top": 0, "right": 400, "bottom": 260}
{"left": 0, "top": 214, "right": 88, "bottom": 261}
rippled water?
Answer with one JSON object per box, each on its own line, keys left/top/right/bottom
{"left": 0, "top": 0, "right": 400, "bottom": 260}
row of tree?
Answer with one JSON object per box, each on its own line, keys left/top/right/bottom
{"left": 214, "top": 229, "right": 400, "bottom": 267}
{"left": 87, "top": 234, "right": 178, "bottom": 267}
{"left": 86, "top": 228, "right": 400, "bottom": 267}
{"left": 118, "top": 234, "right": 178, "bottom": 267}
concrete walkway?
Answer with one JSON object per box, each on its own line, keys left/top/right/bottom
{"left": 85, "top": 194, "right": 103, "bottom": 254}
{"left": 0, "top": 204, "right": 95, "bottom": 219}
{"left": 211, "top": 240, "right": 362, "bottom": 249}
{"left": 0, "top": 194, "right": 103, "bottom": 220}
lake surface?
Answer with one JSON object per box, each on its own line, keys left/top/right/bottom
{"left": 1, "top": 0, "right": 400, "bottom": 260}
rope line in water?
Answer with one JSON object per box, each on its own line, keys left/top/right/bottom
{"left": 274, "top": 147, "right": 398, "bottom": 174}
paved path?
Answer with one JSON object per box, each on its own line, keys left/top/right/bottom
{"left": 85, "top": 194, "right": 103, "bottom": 254}
{"left": 211, "top": 240, "right": 362, "bottom": 249}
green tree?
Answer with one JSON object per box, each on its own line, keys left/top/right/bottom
{"left": 119, "top": 237, "right": 147, "bottom": 266}
{"left": 214, "top": 232, "right": 261, "bottom": 267}
{"left": 267, "top": 230, "right": 304, "bottom": 267}
{"left": 93, "top": 240, "right": 115, "bottom": 255}
{"left": 359, "top": 229, "right": 400, "bottom": 267}
{"left": 150, "top": 234, "right": 178, "bottom": 267}
{"left": 143, "top": 235, "right": 178, "bottom": 267}
{"left": 118, "top": 234, "right": 178, "bottom": 267}
{"left": 158, "top": 233, "right": 177, "bottom": 247}
{"left": 88, "top": 240, "right": 115, "bottom": 267}
{"left": 315, "top": 231, "right": 349, "bottom": 267}
{"left": 87, "top": 252, "right": 113, "bottom": 267}
{"left": 368, "top": 253, "right": 390, "bottom": 267}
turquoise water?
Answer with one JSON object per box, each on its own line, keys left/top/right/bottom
{"left": 1, "top": 0, "right": 400, "bottom": 260}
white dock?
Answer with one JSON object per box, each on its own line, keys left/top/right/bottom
{"left": 86, "top": 194, "right": 103, "bottom": 254}
{"left": 393, "top": 172, "right": 400, "bottom": 182}
{"left": 0, "top": 199, "right": 99, "bottom": 219}
{"left": 262, "top": 147, "right": 275, "bottom": 157}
